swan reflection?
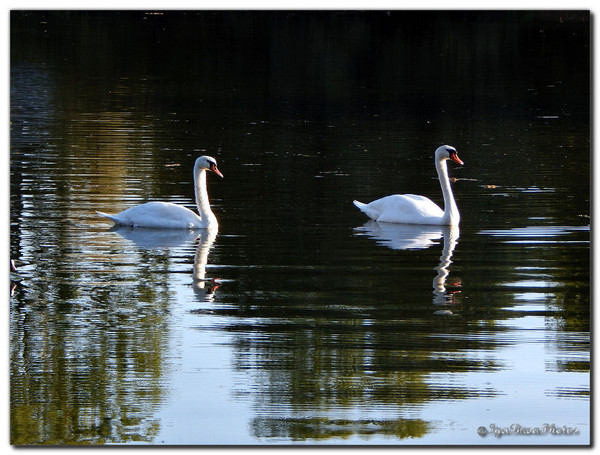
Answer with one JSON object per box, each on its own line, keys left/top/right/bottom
{"left": 355, "top": 221, "right": 461, "bottom": 309}
{"left": 111, "top": 226, "right": 202, "bottom": 248}
{"left": 109, "top": 226, "right": 220, "bottom": 300}
{"left": 431, "top": 225, "right": 461, "bottom": 307}
{"left": 191, "top": 229, "right": 220, "bottom": 300}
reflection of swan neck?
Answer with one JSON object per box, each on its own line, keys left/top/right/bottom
{"left": 194, "top": 165, "right": 217, "bottom": 227}
{"left": 436, "top": 158, "right": 459, "bottom": 225}
{"left": 433, "top": 225, "right": 459, "bottom": 303}
{"left": 193, "top": 228, "right": 217, "bottom": 290}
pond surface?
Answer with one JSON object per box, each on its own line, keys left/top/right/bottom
{"left": 10, "top": 11, "right": 590, "bottom": 445}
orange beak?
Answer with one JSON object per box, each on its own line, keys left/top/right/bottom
{"left": 210, "top": 163, "right": 224, "bottom": 178}
{"left": 450, "top": 152, "right": 464, "bottom": 165}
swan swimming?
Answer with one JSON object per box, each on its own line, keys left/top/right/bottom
{"left": 97, "top": 155, "right": 223, "bottom": 229}
{"left": 354, "top": 145, "right": 463, "bottom": 226}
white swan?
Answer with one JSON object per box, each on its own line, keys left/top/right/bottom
{"left": 353, "top": 145, "right": 463, "bottom": 225}
{"left": 97, "top": 155, "right": 223, "bottom": 229}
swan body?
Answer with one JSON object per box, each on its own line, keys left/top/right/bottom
{"left": 353, "top": 145, "right": 463, "bottom": 226}
{"left": 98, "top": 155, "right": 223, "bottom": 229}
{"left": 98, "top": 201, "right": 212, "bottom": 229}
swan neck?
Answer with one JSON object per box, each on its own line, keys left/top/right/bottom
{"left": 436, "top": 158, "right": 459, "bottom": 224}
{"left": 194, "top": 166, "right": 216, "bottom": 225}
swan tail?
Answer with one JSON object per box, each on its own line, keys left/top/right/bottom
{"left": 96, "top": 211, "right": 120, "bottom": 224}
{"left": 353, "top": 200, "right": 379, "bottom": 220}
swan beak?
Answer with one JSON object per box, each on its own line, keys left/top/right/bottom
{"left": 210, "top": 164, "right": 224, "bottom": 178}
{"left": 450, "top": 152, "right": 464, "bottom": 166}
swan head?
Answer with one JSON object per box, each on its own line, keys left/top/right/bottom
{"left": 195, "top": 155, "right": 224, "bottom": 178}
{"left": 436, "top": 145, "right": 463, "bottom": 166}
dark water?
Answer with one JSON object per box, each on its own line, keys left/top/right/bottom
{"left": 10, "top": 11, "right": 590, "bottom": 445}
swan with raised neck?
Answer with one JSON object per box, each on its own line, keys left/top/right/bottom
{"left": 97, "top": 155, "right": 223, "bottom": 229}
{"left": 353, "top": 145, "right": 463, "bottom": 226}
